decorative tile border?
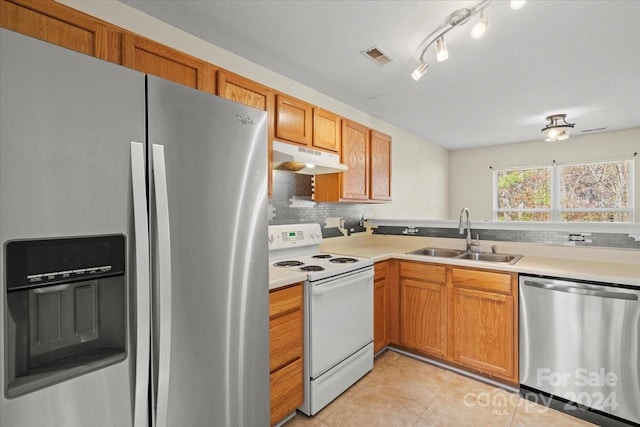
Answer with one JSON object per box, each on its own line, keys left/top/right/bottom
{"left": 372, "top": 225, "right": 640, "bottom": 250}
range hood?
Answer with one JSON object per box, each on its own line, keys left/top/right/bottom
{"left": 272, "top": 140, "right": 348, "bottom": 175}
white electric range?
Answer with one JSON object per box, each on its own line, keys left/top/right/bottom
{"left": 268, "top": 223, "right": 374, "bottom": 416}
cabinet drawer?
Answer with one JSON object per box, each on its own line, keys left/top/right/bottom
{"left": 270, "top": 308, "right": 303, "bottom": 372}
{"left": 451, "top": 268, "right": 514, "bottom": 295}
{"left": 269, "top": 283, "right": 302, "bottom": 318}
{"left": 270, "top": 358, "right": 303, "bottom": 426}
{"left": 400, "top": 262, "right": 446, "bottom": 285}
{"left": 374, "top": 261, "right": 387, "bottom": 281}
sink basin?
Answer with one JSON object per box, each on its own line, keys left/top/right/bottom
{"left": 406, "top": 247, "right": 522, "bottom": 264}
{"left": 406, "top": 247, "right": 465, "bottom": 257}
{"left": 456, "top": 252, "right": 522, "bottom": 264}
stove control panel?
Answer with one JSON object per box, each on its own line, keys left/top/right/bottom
{"left": 283, "top": 230, "right": 304, "bottom": 242}
{"left": 268, "top": 223, "right": 323, "bottom": 250}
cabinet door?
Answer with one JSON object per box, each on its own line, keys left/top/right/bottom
{"left": 122, "top": 33, "right": 215, "bottom": 93}
{"left": 0, "top": 0, "right": 121, "bottom": 64}
{"left": 400, "top": 278, "right": 447, "bottom": 358}
{"left": 374, "top": 279, "right": 387, "bottom": 353}
{"left": 217, "top": 70, "right": 274, "bottom": 197}
{"left": 340, "top": 119, "right": 370, "bottom": 200}
{"left": 370, "top": 130, "right": 392, "bottom": 201}
{"left": 313, "top": 108, "right": 341, "bottom": 153}
{"left": 450, "top": 287, "right": 515, "bottom": 381}
{"left": 275, "top": 93, "right": 312, "bottom": 146}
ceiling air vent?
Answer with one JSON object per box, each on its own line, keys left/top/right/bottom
{"left": 361, "top": 45, "right": 393, "bottom": 66}
{"left": 581, "top": 127, "right": 608, "bottom": 133}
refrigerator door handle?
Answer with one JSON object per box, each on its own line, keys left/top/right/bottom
{"left": 131, "top": 142, "right": 151, "bottom": 427}
{"left": 152, "top": 144, "right": 173, "bottom": 427}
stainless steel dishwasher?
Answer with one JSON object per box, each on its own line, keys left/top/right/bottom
{"left": 519, "top": 275, "right": 640, "bottom": 426}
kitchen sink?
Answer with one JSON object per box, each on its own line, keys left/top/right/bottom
{"left": 406, "top": 247, "right": 465, "bottom": 257}
{"left": 456, "top": 252, "right": 522, "bottom": 264}
{"left": 406, "top": 247, "right": 522, "bottom": 264}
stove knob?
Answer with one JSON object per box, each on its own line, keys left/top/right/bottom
{"left": 268, "top": 233, "right": 274, "bottom": 244}
{"left": 315, "top": 232, "right": 321, "bottom": 238}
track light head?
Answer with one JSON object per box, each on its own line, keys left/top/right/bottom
{"left": 510, "top": 0, "right": 527, "bottom": 10}
{"left": 435, "top": 37, "right": 449, "bottom": 62}
{"left": 471, "top": 10, "right": 488, "bottom": 39}
{"left": 411, "top": 63, "right": 429, "bottom": 81}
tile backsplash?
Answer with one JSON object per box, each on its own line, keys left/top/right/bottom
{"left": 269, "top": 170, "right": 373, "bottom": 237}
{"left": 372, "top": 225, "right": 640, "bottom": 250}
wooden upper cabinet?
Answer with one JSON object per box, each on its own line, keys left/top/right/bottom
{"left": 313, "top": 108, "right": 341, "bottom": 154}
{"left": 314, "top": 122, "right": 391, "bottom": 203}
{"left": 275, "top": 93, "right": 313, "bottom": 146}
{"left": 218, "top": 70, "right": 272, "bottom": 111}
{"left": 122, "top": 33, "right": 216, "bottom": 94}
{"left": 0, "top": 0, "right": 122, "bottom": 64}
{"left": 339, "top": 119, "right": 370, "bottom": 200}
{"left": 217, "top": 70, "right": 275, "bottom": 197}
{"left": 370, "top": 130, "right": 392, "bottom": 201}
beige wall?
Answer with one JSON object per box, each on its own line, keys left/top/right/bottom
{"left": 449, "top": 128, "right": 640, "bottom": 221}
{"left": 59, "top": 0, "right": 450, "bottom": 220}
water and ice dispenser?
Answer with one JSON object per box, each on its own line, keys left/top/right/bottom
{"left": 4, "top": 235, "right": 127, "bottom": 397}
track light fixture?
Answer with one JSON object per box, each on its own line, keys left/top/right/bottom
{"left": 411, "top": 0, "right": 525, "bottom": 81}
{"left": 541, "top": 114, "right": 575, "bottom": 141}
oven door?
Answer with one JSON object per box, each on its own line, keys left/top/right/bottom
{"left": 308, "top": 267, "right": 374, "bottom": 379}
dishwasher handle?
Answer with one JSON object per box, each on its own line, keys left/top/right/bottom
{"left": 523, "top": 279, "right": 638, "bottom": 301}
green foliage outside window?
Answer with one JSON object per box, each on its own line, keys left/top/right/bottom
{"left": 494, "top": 160, "right": 632, "bottom": 222}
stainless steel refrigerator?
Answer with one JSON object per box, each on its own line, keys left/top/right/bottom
{"left": 0, "top": 29, "right": 269, "bottom": 427}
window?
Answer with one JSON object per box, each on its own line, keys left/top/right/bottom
{"left": 494, "top": 160, "right": 633, "bottom": 222}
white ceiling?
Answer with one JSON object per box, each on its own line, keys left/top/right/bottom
{"left": 122, "top": 0, "right": 640, "bottom": 150}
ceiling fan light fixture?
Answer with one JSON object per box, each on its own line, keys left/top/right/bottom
{"left": 510, "top": 0, "right": 527, "bottom": 10}
{"left": 435, "top": 36, "right": 449, "bottom": 62}
{"left": 541, "top": 114, "right": 575, "bottom": 142}
{"left": 471, "top": 11, "right": 488, "bottom": 39}
{"left": 411, "top": 62, "right": 430, "bottom": 81}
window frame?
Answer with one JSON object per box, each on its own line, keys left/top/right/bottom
{"left": 493, "top": 159, "right": 634, "bottom": 223}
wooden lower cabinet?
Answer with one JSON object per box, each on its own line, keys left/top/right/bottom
{"left": 269, "top": 283, "right": 304, "bottom": 426}
{"left": 449, "top": 267, "right": 517, "bottom": 383}
{"left": 373, "top": 261, "right": 388, "bottom": 353}
{"left": 399, "top": 262, "right": 447, "bottom": 358}
{"left": 397, "top": 262, "right": 518, "bottom": 385}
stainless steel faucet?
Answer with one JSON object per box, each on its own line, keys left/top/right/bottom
{"left": 458, "top": 207, "right": 471, "bottom": 252}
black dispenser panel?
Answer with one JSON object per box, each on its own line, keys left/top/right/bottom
{"left": 6, "top": 235, "right": 125, "bottom": 292}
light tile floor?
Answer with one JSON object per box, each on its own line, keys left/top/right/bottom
{"left": 285, "top": 350, "right": 596, "bottom": 427}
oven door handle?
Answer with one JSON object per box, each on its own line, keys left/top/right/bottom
{"left": 312, "top": 270, "right": 374, "bottom": 296}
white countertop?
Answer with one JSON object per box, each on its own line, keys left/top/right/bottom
{"left": 268, "top": 266, "right": 307, "bottom": 291}
{"left": 269, "top": 233, "right": 640, "bottom": 289}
